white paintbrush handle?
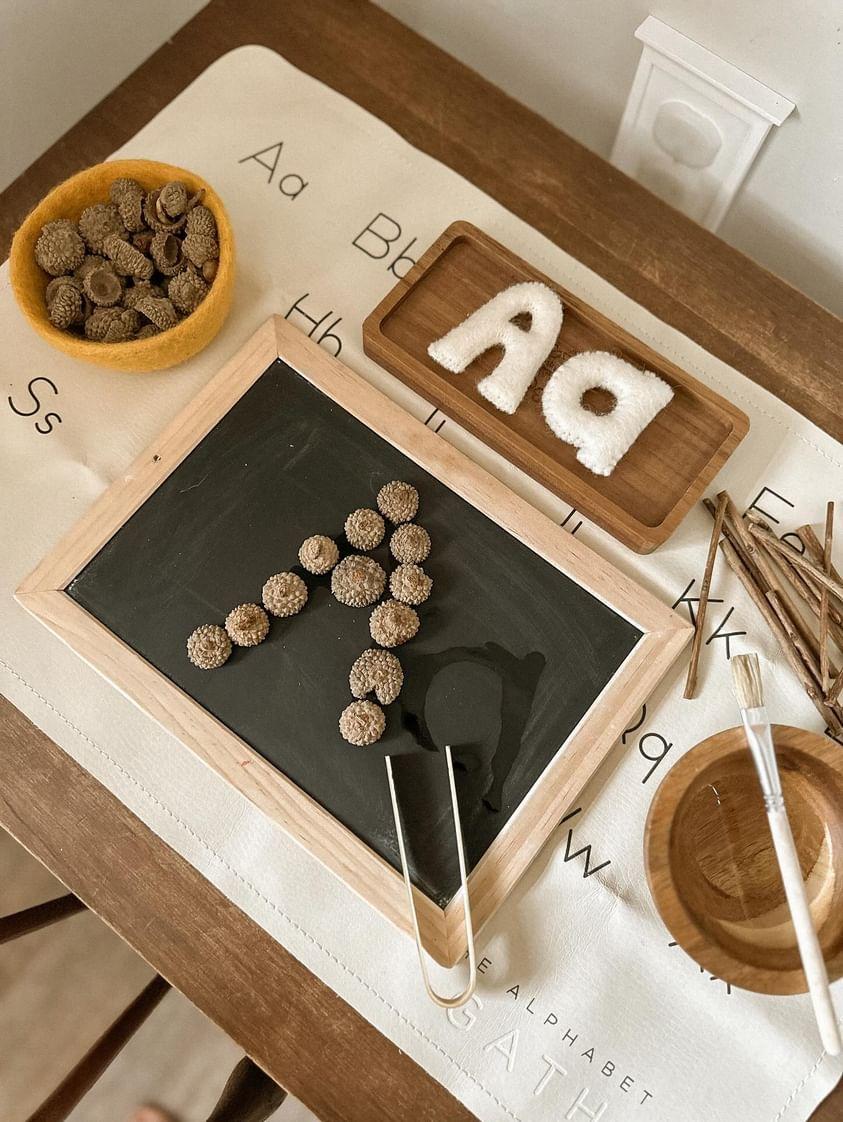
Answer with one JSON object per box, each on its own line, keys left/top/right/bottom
{"left": 767, "top": 805, "right": 841, "bottom": 1055}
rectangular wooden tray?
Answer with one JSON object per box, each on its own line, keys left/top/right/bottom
{"left": 363, "top": 221, "right": 749, "bottom": 553}
{"left": 17, "top": 317, "right": 690, "bottom": 966}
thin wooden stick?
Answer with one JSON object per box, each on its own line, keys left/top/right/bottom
{"left": 721, "top": 498, "right": 826, "bottom": 675}
{"left": 829, "top": 669, "right": 843, "bottom": 705}
{"left": 720, "top": 495, "right": 774, "bottom": 587}
{"left": 820, "top": 502, "right": 834, "bottom": 693}
{"left": 719, "top": 540, "right": 843, "bottom": 736}
{"left": 767, "top": 591, "right": 822, "bottom": 691}
{"left": 748, "top": 524, "right": 843, "bottom": 603}
{"left": 761, "top": 544, "right": 842, "bottom": 676}
{"left": 747, "top": 512, "right": 823, "bottom": 607}
{"left": 684, "top": 493, "right": 727, "bottom": 699}
{"left": 798, "top": 524, "right": 843, "bottom": 587}
{"left": 770, "top": 545, "right": 843, "bottom": 655}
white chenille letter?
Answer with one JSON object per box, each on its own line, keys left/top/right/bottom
{"left": 428, "top": 282, "right": 563, "bottom": 414}
{"left": 542, "top": 351, "right": 673, "bottom": 476}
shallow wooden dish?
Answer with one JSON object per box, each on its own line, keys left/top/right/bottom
{"left": 9, "top": 159, "right": 234, "bottom": 373}
{"left": 645, "top": 725, "right": 843, "bottom": 994}
{"left": 363, "top": 221, "right": 749, "bottom": 553}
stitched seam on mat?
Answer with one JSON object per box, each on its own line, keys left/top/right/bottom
{"left": 525, "top": 245, "right": 843, "bottom": 471}
{"left": 771, "top": 1049, "right": 827, "bottom": 1121}
{"left": 0, "top": 659, "right": 520, "bottom": 1122}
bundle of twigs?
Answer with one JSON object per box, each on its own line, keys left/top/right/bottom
{"left": 685, "top": 490, "right": 842, "bottom": 738}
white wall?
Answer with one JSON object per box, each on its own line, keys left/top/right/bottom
{"left": 375, "top": 0, "right": 843, "bottom": 316}
{"left": 0, "top": 0, "right": 208, "bottom": 194}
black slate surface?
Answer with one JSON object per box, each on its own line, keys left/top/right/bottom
{"left": 68, "top": 359, "right": 641, "bottom": 905}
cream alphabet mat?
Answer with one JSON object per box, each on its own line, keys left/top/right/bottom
{"left": 2, "top": 46, "right": 842, "bottom": 1122}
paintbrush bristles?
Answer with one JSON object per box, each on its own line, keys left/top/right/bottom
{"left": 732, "top": 653, "right": 764, "bottom": 709}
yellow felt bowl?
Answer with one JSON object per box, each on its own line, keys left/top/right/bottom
{"left": 9, "top": 159, "right": 234, "bottom": 373}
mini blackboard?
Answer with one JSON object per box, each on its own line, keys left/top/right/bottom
{"left": 19, "top": 318, "right": 690, "bottom": 964}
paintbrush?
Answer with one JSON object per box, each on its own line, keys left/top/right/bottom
{"left": 732, "top": 653, "right": 841, "bottom": 1055}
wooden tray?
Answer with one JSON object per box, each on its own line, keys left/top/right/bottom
{"left": 17, "top": 317, "right": 690, "bottom": 967}
{"left": 363, "top": 221, "right": 749, "bottom": 553}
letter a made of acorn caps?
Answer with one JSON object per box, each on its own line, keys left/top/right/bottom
{"left": 344, "top": 507, "right": 386, "bottom": 550}
{"left": 331, "top": 555, "right": 386, "bottom": 607}
{"left": 262, "top": 571, "right": 308, "bottom": 617}
{"left": 349, "top": 648, "right": 403, "bottom": 705}
{"left": 376, "top": 480, "right": 419, "bottom": 524}
{"left": 298, "top": 534, "right": 339, "bottom": 575}
{"left": 389, "top": 563, "right": 432, "bottom": 606}
{"left": 186, "top": 623, "right": 232, "bottom": 670}
{"left": 389, "top": 522, "right": 431, "bottom": 565}
{"left": 225, "top": 603, "right": 270, "bottom": 647}
{"left": 339, "top": 699, "right": 386, "bottom": 746}
{"left": 369, "top": 599, "right": 420, "bottom": 648}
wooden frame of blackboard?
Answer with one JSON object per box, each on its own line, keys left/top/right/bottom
{"left": 17, "top": 316, "right": 691, "bottom": 966}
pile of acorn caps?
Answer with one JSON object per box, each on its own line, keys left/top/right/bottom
{"left": 185, "top": 480, "right": 433, "bottom": 746}
{"left": 34, "top": 177, "right": 219, "bottom": 342}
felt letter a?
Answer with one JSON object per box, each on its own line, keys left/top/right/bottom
{"left": 428, "top": 282, "right": 563, "bottom": 414}
{"left": 542, "top": 351, "right": 673, "bottom": 476}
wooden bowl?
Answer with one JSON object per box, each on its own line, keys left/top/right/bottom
{"left": 645, "top": 725, "right": 843, "bottom": 994}
{"left": 9, "top": 159, "right": 234, "bottom": 373}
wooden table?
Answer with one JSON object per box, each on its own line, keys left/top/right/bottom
{"left": 1, "top": 2, "right": 840, "bottom": 1119}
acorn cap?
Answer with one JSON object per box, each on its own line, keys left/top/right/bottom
{"left": 186, "top": 623, "right": 232, "bottom": 670}
{"left": 45, "top": 274, "right": 82, "bottom": 304}
{"left": 339, "top": 700, "right": 386, "bottom": 746}
{"left": 262, "top": 571, "right": 308, "bottom": 618}
{"left": 389, "top": 563, "right": 432, "bottom": 606}
{"left": 349, "top": 648, "right": 403, "bottom": 705}
{"left": 389, "top": 523, "right": 431, "bottom": 565}
{"left": 344, "top": 508, "right": 386, "bottom": 551}
{"left": 168, "top": 267, "right": 208, "bottom": 313}
{"left": 83, "top": 266, "right": 123, "bottom": 307}
{"left": 298, "top": 534, "right": 339, "bottom": 575}
{"left": 109, "top": 177, "right": 146, "bottom": 232}
{"left": 158, "top": 180, "right": 189, "bottom": 218}
{"left": 103, "top": 233, "right": 154, "bottom": 280}
{"left": 123, "top": 281, "right": 164, "bottom": 309}
{"left": 369, "top": 600, "right": 420, "bottom": 648}
{"left": 109, "top": 177, "right": 142, "bottom": 200}
{"left": 331, "top": 555, "right": 386, "bottom": 607}
{"left": 150, "top": 230, "right": 185, "bottom": 277}
{"left": 78, "top": 203, "right": 127, "bottom": 254}
{"left": 84, "top": 306, "right": 139, "bottom": 343}
{"left": 143, "top": 189, "right": 186, "bottom": 233}
{"left": 225, "top": 603, "right": 269, "bottom": 647}
{"left": 48, "top": 284, "right": 84, "bottom": 329}
{"left": 75, "top": 254, "right": 110, "bottom": 281}
{"left": 185, "top": 205, "right": 217, "bottom": 239}
{"left": 135, "top": 294, "right": 178, "bottom": 330}
{"left": 35, "top": 220, "right": 86, "bottom": 276}
{"left": 377, "top": 480, "right": 419, "bottom": 524}
{"left": 183, "top": 231, "right": 219, "bottom": 267}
